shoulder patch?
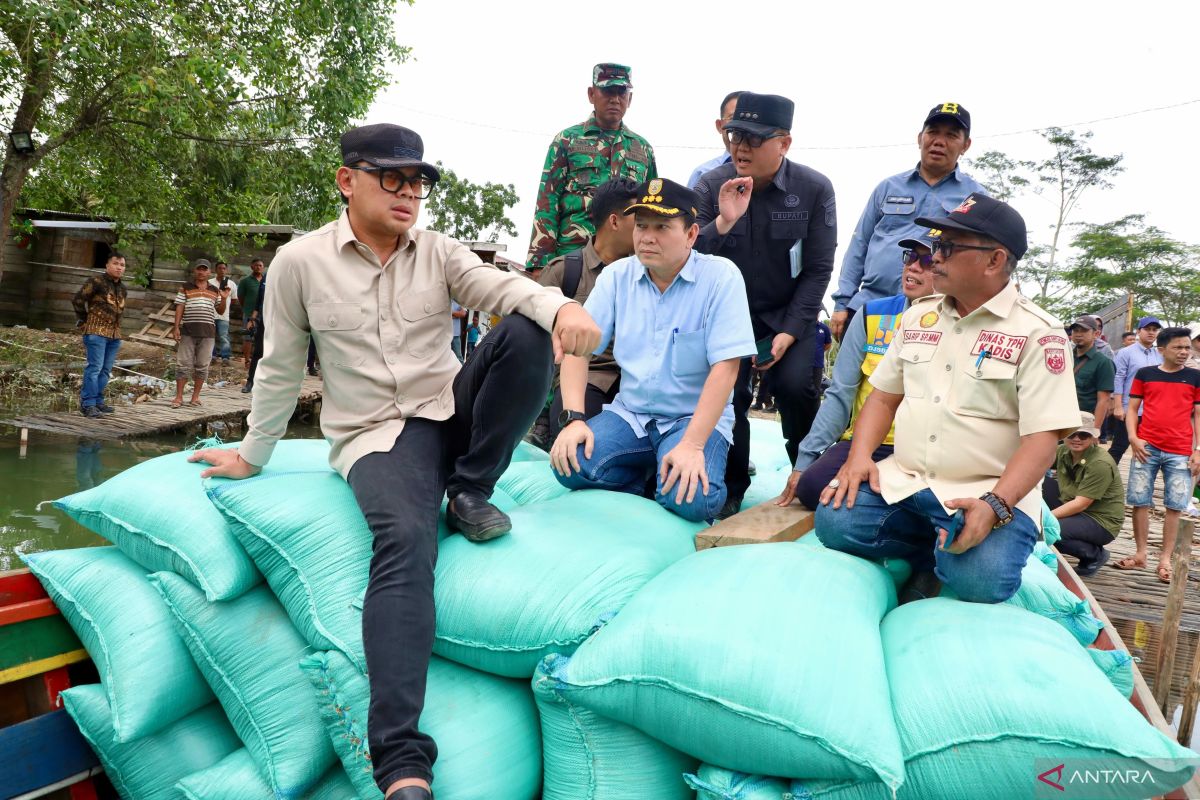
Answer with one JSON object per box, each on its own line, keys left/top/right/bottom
{"left": 695, "top": 181, "right": 710, "bottom": 195}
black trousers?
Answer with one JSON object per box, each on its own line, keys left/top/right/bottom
{"left": 1107, "top": 415, "right": 1132, "bottom": 465}
{"left": 345, "top": 315, "right": 552, "bottom": 789}
{"left": 796, "top": 441, "right": 894, "bottom": 511}
{"left": 727, "top": 322, "right": 818, "bottom": 502}
{"left": 1042, "top": 474, "right": 1116, "bottom": 565}
{"left": 548, "top": 378, "right": 620, "bottom": 439}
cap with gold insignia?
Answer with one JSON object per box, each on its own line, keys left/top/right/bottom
{"left": 923, "top": 102, "right": 971, "bottom": 136}
{"left": 593, "top": 63, "right": 632, "bottom": 88}
{"left": 623, "top": 178, "right": 699, "bottom": 219}
{"left": 898, "top": 227, "right": 942, "bottom": 251}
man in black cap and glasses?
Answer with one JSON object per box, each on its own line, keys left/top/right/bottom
{"left": 189, "top": 123, "right": 600, "bottom": 800}
{"left": 816, "top": 194, "right": 1079, "bottom": 604}
{"left": 693, "top": 91, "right": 838, "bottom": 518}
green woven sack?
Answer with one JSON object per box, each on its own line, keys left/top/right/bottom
{"left": 22, "top": 547, "right": 211, "bottom": 742}
{"left": 793, "top": 599, "right": 1198, "bottom": 800}
{"left": 151, "top": 573, "right": 335, "bottom": 798}
{"left": 1089, "top": 648, "right": 1136, "bottom": 699}
{"left": 300, "top": 650, "right": 542, "bottom": 799}
{"left": 177, "top": 749, "right": 358, "bottom": 800}
{"left": 62, "top": 685, "right": 240, "bottom": 800}
{"left": 433, "top": 490, "right": 701, "bottom": 677}
{"left": 685, "top": 765, "right": 790, "bottom": 799}
{"left": 494, "top": 459, "right": 570, "bottom": 504}
{"left": 553, "top": 543, "right": 904, "bottom": 787}
{"left": 534, "top": 655, "right": 697, "bottom": 800}
{"left": 53, "top": 439, "right": 330, "bottom": 600}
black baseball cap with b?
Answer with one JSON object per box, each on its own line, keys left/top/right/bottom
{"left": 923, "top": 102, "right": 971, "bottom": 136}
{"left": 916, "top": 193, "right": 1028, "bottom": 259}
{"left": 340, "top": 124, "right": 441, "bottom": 182}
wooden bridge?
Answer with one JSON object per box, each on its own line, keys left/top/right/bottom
{"left": 0, "top": 376, "right": 323, "bottom": 441}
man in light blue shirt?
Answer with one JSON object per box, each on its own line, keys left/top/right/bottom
{"left": 830, "top": 102, "right": 984, "bottom": 341}
{"left": 1109, "top": 315, "right": 1163, "bottom": 464}
{"left": 685, "top": 91, "right": 743, "bottom": 189}
{"left": 550, "top": 178, "right": 756, "bottom": 521}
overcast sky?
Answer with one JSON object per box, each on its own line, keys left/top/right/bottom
{"left": 363, "top": 0, "right": 1199, "bottom": 304}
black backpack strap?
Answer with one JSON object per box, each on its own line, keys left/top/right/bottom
{"left": 562, "top": 251, "right": 584, "bottom": 300}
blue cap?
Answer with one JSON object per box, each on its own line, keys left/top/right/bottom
{"left": 1136, "top": 316, "right": 1162, "bottom": 329}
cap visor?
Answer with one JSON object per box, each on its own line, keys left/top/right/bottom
{"left": 624, "top": 203, "right": 685, "bottom": 217}
{"left": 359, "top": 157, "right": 441, "bottom": 182}
{"left": 723, "top": 119, "right": 779, "bottom": 138}
{"left": 897, "top": 238, "right": 926, "bottom": 250}
{"left": 924, "top": 113, "right": 968, "bottom": 131}
{"left": 594, "top": 79, "right": 632, "bottom": 88}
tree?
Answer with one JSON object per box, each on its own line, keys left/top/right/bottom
{"left": 422, "top": 162, "right": 519, "bottom": 243}
{"left": 967, "top": 128, "right": 1124, "bottom": 307}
{"left": 1063, "top": 215, "right": 1200, "bottom": 325}
{"left": 0, "top": 0, "right": 410, "bottom": 276}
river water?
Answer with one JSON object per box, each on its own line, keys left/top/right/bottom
{"left": 0, "top": 420, "right": 324, "bottom": 572}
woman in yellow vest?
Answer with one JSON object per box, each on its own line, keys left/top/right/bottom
{"left": 776, "top": 230, "right": 938, "bottom": 509}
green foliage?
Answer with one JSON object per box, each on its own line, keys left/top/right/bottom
{"left": 422, "top": 161, "right": 519, "bottom": 243}
{"left": 0, "top": 0, "right": 411, "bottom": 264}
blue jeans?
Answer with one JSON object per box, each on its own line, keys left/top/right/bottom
{"left": 81, "top": 334, "right": 121, "bottom": 408}
{"left": 450, "top": 335, "right": 463, "bottom": 363}
{"left": 1127, "top": 443, "right": 1192, "bottom": 510}
{"left": 554, "top": 410, "right": 729, "bottom": 522}
{"left": 213, "top": 319, "right": 231, "bottom": 359}
{"left": 815, "top": 486, "right": 1037, "bottom": 603}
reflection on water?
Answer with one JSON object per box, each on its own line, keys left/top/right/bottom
{"left": 0, "top": 420, "right": 325, "bottom": 571}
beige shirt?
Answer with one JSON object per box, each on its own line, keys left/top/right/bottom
{"left": 240, "top": 212, "right": 572, "bottom": 477}
{"left": 539, "top": 239, "right": 619, "bottom": 392}
{"left": 868, "top": 281, "right": 1080, "bottom": 524}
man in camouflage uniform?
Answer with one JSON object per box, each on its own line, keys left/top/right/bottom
{"left": 526, "top": 63, "right": 657, "bottom": 272}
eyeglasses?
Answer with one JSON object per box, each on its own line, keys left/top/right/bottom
{"left": 725, "top": 130, "right": 786, "bottom": 149}
{"left": 902, "top": 249, "right": 935, "bottom": 268}
{"left": 599, "top": 86, "right": 629, "bottom": 98}
{"left": 348, "top": 166, "right": 436, "bottom": 199}
{"left": 1066, "top": 432, "right": 1093, "bottom": 441}
{"left": 931, "top": 240, "right": 999, "bottom": 259}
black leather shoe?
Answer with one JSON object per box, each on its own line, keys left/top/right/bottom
{"left": 446, "top": 493, "right": 511, "bottom": 542}
{"left": 97, "top": 403, "right": 115, "bottom": 414}
{"left": 241, "top": 383, "right": 252, "bottom": 393}
{"left": 1075, "top": 548, "right": 1111, "bottom": 578}
{"left": 81, "top": 405, "right": 103, "bottom": 418}
{"left": 386, "top": 787, "right": 432, "bottom": 800}
{"left": 715, "top": 497, "right": 741, "bottom": 521}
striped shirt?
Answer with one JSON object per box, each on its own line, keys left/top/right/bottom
{"left": 174, "top": 285, "right": 221, "bottom": 338}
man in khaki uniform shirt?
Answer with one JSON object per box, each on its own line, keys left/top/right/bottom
{"left": 190, "top": 124, "right": 599, "bottom": 800}
{"left": 539, "top": 176, "right": 639, "bottom": 437}
{"left": 817, "top": 194, "right": 1079, "bottom": 603}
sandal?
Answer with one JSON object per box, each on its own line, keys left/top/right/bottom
{"left": 1112, "top": 556, "right": 1145, "bottom": 570}
{"left": 189, "top": 400, "right": 203, "bottom": 407}
{"left": 170, "top": 399, "right": 183, "bottom": 409}
{"left": 1158, "top": 564, "right": 1173, "bottom": 584}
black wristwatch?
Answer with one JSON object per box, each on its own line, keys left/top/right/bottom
{"left": 979, "top": 492, "right": 1014, "bottom": 528}
{"left": 559, "top": 409, "right": 587, "bottom": 428}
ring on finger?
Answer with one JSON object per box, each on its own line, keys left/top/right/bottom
{"left": 827, "top": 478, "right": 840, "bottom": 489}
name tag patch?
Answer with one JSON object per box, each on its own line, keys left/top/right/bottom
{"left": 1038, "top": 334, "right": 1067, "bottom": 346}
{"left": 771, "top": 211, "right": 809, "bottom": 221}
{"left": 970, "top": 329, "right": 1028, "bottom": 364}
{"left": 903, "top": 330, "right": 942, "bottom": 346}
{"left": 885, "top": 195, "right": 914, "bottom": 204}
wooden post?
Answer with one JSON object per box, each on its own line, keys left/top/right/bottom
{"left": 18, "top": 427, "right": 27, "bottom": 459}
{"left": 1155, "top": 519, "right": 1195, "bottom": 713}
{"left": 1178, "top": 630, "right": 1200, "bottom": 747}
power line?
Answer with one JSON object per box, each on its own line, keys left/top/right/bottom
{"left": 379, "top": 97, "right": 1200, "bottom": 152}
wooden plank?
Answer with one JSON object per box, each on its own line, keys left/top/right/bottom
{"left": 0, "top": 651, "right": 90, "bottom": 686}
{"left": 694, "top": 502, "right": 814, "bottom": 550}
{"left": 0, "top": 570, "right": 49, "bottom": 607}
{"left": 0, "top": 616, "right": 85, "bottom": 676}
{"left": 0, "top": 709, "right": 100, "bottom": 799}
{"left": 1157, "top": 521, "right": 1195, "bottom": 711}
{"left": 0, "top": 598, "right": 59, "bottom": 627}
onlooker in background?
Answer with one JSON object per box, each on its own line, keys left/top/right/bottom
{"left": 450, "top": 300, "right": 467, "bottom": 362}
{"left": 775, "top": 230, "right": 937, "bottom": 510}
{"left": 694, "top": 91, "right": 837, "bottom": 518}
{"left": 686, "top": 91, "right": 743, "bottom": 189}
{"left": 830, "top": 102, "right": 983, "bottom": 341}
{"left": 465, "top": 313, "right": 481, "bottom": 358}
{"left": 72, "top": 250, "right": 128, "bottom": 417}
{"left": 1187, "top": 324, "right": 1200, "bottom": 370}
{"left": 1109, "top": 316, "right": 1162, "bottom": 464}
{"left": 1121, "top": 330, "right": 1136, "bottom": 348}
{"left": 1043, "top": 412, "right": 1124, "bottom": 576}
{"left": 526, "top": 63, "right": 656, "bottom": 272}
{"left": 237, "top": 258, "right": 265, "bottom": 364}
{"left": 242, "top": 272, "right": 266, "bottom": 393}
{"left": 1116, "top": 327, "right": 1200, "bottom": 582}
{"left": 1070, "top": 315, "right": 1114, "bottom": 429}
{"left": 171, "top": 259, "right": 226, "bottom": 408}
{"left": 208, "top": 261, "right": 237, "bottom": 363}
{"left": 539, "top": 177, "right": 639, "bottom": 438}
{"left": 1091, "top": 315, "right": 1115, "bottom": 359}
{"left": 1102, "top": 330, "right": 1140, "bottom": 442}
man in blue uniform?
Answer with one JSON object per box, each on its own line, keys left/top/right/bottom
{"left": 693, "top": 92, "right": 837, "bottom": 517}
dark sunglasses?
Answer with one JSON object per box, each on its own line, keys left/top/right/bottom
{"left": 725, "top": 130, "right": 786, "bottom": 149}
{"left": 348, "top": 166, "right": 436, "bottom": 199}
{"left": 902, "top": 249, "right": 935, "bottom": 268}
{"left": 599, "top": 86, "right": 629, "bottom": 97}
{"left": 1066, "top": 432, "right": 1093, "bottom": 441}
{"left": 931, "top": 240, "right": 999, "bottom": 259}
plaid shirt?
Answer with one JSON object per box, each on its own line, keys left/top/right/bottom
{"left": 72, "top": 274, "right": 127, "bottom": 340}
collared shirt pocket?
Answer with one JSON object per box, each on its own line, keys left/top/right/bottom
{"left": 309, "top": 302, "right": 366, "bottom": 367}
{"left": 899, "top": 345, "right": 936, "bottom": 398}
{"left": 398, "top": 286, "right": 451, "bottom": 357}
{"left": 879, "top": 196, "right": 917, "bottom": 234}
{"left": 671, "top": 329, "right": 710, "bottom": 378}
{"left": 953, "top": 358, "right": 1019, "bottom": 419}
{"left": 566, "top": 166, "right": 602, "bottom": 196}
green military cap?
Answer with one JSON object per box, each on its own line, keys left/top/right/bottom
{"left": 593, "top": 63, "right": 632, "bottom": 88}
